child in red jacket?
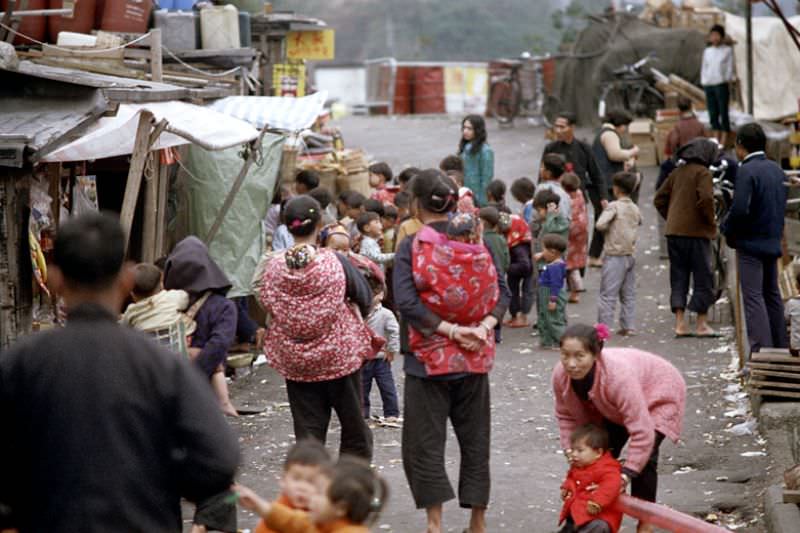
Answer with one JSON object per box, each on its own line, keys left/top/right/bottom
{"left": 559, "top": 424, "right": 623, "bottom": 533}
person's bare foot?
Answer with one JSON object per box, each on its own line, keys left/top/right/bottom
{"left": 221, "top": 402, "right": 239, "bottom": 417}
{"left": 568, "top": 293, "right": 580, "bottom": 304}
{"left": 508, "top": 316, "right": 529, "bottom": 328}
{"left": 636, "top": 522, "right": 654, "bottom": 533}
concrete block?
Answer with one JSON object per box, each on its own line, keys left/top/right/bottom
{"left": 765, "top": 484, "right": 800, "bottom": 533}
{"left": 759, "top": 402, "right": 800, "bottom": 431}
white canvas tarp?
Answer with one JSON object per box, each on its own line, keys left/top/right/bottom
{"left": 725, "top": 13, "right": 800, "bottom": 121}
{"left": 40, "top": 101, "right": 259, "bottom": 162}
{"left": 208, "top": 91, "right": 328, "bottom": 131}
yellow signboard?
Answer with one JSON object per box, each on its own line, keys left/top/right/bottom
{"left": 286, "top": 30, "right": 335, "bottom": 60}
{"left": 273, "top": 62, "right": 306, "bottom": 97}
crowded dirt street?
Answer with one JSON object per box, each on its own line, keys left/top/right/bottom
{"left": 224, "top": 116, "right": 772, "bottom": 533}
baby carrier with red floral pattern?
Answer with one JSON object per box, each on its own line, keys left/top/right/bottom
{"left": 409, "top": 226, "right": 499, "bottom": 376}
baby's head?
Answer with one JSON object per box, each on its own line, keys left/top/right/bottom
{"left": 533, "top": 189, "right": 560, "bottom": 218}
{"left": 541, "top": 233, "right": 567, "bottom": 263}
{"left": 309, "top": 455, "right": 388, "bottom": 527}
{"left": 131, "top": 263, "right": 163, "bottom": 302}
{"left": 280, "top": 439, "right": 333, "bottom": 511}
{"left": 569, "top": 423, "right": 609, "bottom": 468}
{"left": 368, "top": 162, "right": 393, "bottom": 189}
{"left": 510, "top": 177, "right": 536, "bottom": 204}
{"left": 320, "top": 224, "right": 351, "bottom": 252}
{"left": 446, "top": 212, "right": 481, "bottom": 244}
{"left": 560, "top": 172, "right": 581, "bottom": 194}
{"left": 356, "top": 211, "right": 383, "bottom": 239}
{"left": 479, "top": 206, "right": 500, "bottom": 232}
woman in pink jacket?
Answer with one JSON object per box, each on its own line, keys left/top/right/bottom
{"left": 552, "top": 323, "right": 686, "bottom": 533}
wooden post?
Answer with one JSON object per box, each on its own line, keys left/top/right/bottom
{"left": 120, "top": 111, "right": 154, "bottom": 254}
{"left": 141, "top": 152, "right": 159, "bottom": 262}
{"left": 154, "top": 158, "right": 169, "bottom": 259}
{"left": 45, "top": 162, "right": 61, "bottom": 229}
{"left": 745, "top": 0, "right": 754, "bottom": 115}
{"left": 149, "top": 28, "right": 163, "bottom": 83}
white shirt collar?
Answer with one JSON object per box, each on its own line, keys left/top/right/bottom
{"left": 742, "top": 151, "right": 766, "bottom": 163}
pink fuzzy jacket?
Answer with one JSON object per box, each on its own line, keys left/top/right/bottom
{"left": 552, "top": 348, "right": 686, "bottom": 474}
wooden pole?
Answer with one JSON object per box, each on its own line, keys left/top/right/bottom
{"left": 141, "top": 153, "right": 159, "bottom": 263}
{"left": 149, "top": 28, "right": 163, "bottom": 83}
{"left": 745, "top": 0, "right": 754, "bottom": 115}
{"left": 155, "top": 157, "right": 169, "bottom": 259}
{"left": 120, "top": 111, "right": 154, "bottom": 254}
{"left": 45, "top": 163, "right": 61, "bottom": 229}
{"left": 205, "top": 128, "right": 269, "bottom": 244}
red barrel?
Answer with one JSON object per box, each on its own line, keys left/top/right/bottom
{"left": 1, "top": 0, "right": 47, "bottom": 44}
{"left": 393, "top": 66, "right": 412, "bottom": 115}
{"left": 412, "top": 66, "right": 445, "bottom": 114}
{"left": 541, "top": 57, "right": 556, "bottom": 95}
{"left": 100, "top": 0, "right": 151, "bottom": 33}
{"left": 48, "top": 0, "right": 96, "bottom": 42}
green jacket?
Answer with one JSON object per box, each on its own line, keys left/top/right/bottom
{"left": 536, "top": 212, "right": 570, "bottom": 270}
{"left": 483, "top": 230, "right": 510, "bottom": 274}
{"left": 460, "top": 142, "right": 494, "bottom": 206}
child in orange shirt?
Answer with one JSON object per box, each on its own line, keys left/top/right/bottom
{"left": 254, "top": 440, "right": 333, "bottom": 533}
{"left": 238, "top": 456, "right": 388, "bottom": 533}
{"left": 559, "top": 424, "right": 623, "bottom": 533}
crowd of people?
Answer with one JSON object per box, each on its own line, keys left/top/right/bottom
{"left": 0, "top": 84, "right": 792, "bottom": 533}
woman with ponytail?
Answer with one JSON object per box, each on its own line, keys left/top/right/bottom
{"left": 552, "top": 324, "right": 686, "bottom": 533}
{"left": 259, "top": 195, "right": 375, "bottom": 460}
{"left": 393, "top": 169, "right": 510, "bottom": 533}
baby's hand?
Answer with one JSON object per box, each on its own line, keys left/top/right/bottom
{"left": 587, "top": 500, "right": 602, "bottom": 515}
{"left": 385, "top": 351, "right": 395, "bottom": 363}
{"left": 233, "top": 484, "right": 271, "bottom": 517}
{"left": 548, "top": 301, "right": 556, "bottom": 312}
{"left": 560, "top": 489, "right": 572, "bottom": 501}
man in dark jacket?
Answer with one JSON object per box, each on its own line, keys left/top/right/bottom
{"left": 0, "top": 213, "right": 240, "bottom": 532}
{"left": 723, "top": 123, "right": 788, "bottom": 352}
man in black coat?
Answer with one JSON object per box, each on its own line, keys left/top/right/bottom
{"left": 0, "top": 212, "right": 240, "bottom": 532}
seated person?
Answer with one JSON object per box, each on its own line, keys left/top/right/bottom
{"left": 121, "top": 262, "right": 195, "bottom": 336}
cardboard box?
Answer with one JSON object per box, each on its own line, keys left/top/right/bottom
{"left": 637, "top": 142, "right": 659, "bottom": 167}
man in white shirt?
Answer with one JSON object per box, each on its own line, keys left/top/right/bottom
{"left": 701, "top": 24, "right": 734, "bottom": 147}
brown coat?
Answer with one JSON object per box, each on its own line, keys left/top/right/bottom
{"left": 654, "top": 162, "right": 716, "bottom": 240}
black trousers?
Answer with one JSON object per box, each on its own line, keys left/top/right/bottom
{"left": 286, "top": 371, "right": 373, "bottom": 461}
{"left": 605, "top": 421, "right": 665, "bottom": 502}
{"left": 667, "top": 236, "right": 715, "bottom": 314}
{"left": 559, "top": 517, "right": 611, "bottom": 533}
{"left": 739, "top": 250, "right": 788, "bottom": 352}
{"left": 402, "top": 373, "right": 491, "bottom": 509}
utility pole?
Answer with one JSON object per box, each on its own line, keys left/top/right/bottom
{"left": 745, "top": 0, "right": 754, "bottom": 115}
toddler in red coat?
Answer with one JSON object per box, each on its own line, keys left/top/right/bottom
{"left": 559, "top": 424, "right": 623, "bottom": 533}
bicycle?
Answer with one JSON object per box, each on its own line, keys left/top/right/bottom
{"left": 597, "top": 55, "right": 664, "bottom": 119}
{"left": 488, "top": 53, "right": 559, "bottom": 128}
{"left": 711, "top": 159, "right": 734, "bottom": 302}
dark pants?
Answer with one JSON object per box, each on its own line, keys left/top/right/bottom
{"left": 194, "top": 491, "right": 237, "bottom": 532}
{"left": 588, "top": 187, "right": 605, "bottom": 260}
{"left": 606, "top": 421, "right": 665, "bottom": 502}
{"left": 508, "top": 272, "right": 534, "bottom": 316}
{"left": 704, "top": 82, "right": 730, "bottom": 132}
{"left": 286, "top": 371, "right": 373, "bottom": 461}
{"left": 402, "top": 373, "right": 491, "bottom": 509}
{"left": 667, "top": 236, "right": 715, "bottom": 314}
{"left": 559, "top": 517, "right": 612, "bottom": 533}
{"left": 361, "top": 359, "right": 400, "bottom": 418}
{"left": 739, "top": 251, "right": 788, "bottom": 352}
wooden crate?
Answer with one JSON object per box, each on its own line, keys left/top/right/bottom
{"left": 747, "top": 350, "right": 800, "bottom": 400}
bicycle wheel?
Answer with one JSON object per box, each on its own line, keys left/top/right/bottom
{"left": 711, "top": 236, "right": 728, "bottom": 302}
{"left": 489, "top": 79, "right": 518, "bottom": 125}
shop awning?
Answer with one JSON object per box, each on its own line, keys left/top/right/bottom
{"left": 40, "top": 100, "right": 260, "bottom": 163}
{"left": 208, "top": 91, "right": 328, "bottom": 131}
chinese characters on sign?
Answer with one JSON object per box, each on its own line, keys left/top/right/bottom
{"left": 286, "top": 30, "right": 335, "bottom": 60}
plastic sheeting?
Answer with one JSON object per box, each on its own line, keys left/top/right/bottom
{"left": 40, "top": 101, "right": 259, "bottom": 162}
{"left": 208, "top": 90, "right": 328, "bottom": 131}
{"left": 725, "top": 13, "right": 800, "bottom": 121}
{"left": 182, "top": 133, "right": 285, "bottom": 298}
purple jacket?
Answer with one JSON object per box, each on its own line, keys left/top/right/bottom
{"left": 191, "top": 293, "right": 237, "bottom": 377}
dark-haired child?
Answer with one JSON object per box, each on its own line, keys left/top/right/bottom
{"left": 539, "top": 153, "right": 572, "bottom": 221}
{"left": 537, "top": 234, "right": 568, "bottom": 349}
{"left": 504, "top": 213, "right": 534, "bottom": 328}
{"left": 357, "top": 212, "right": 394, "bottom": 273}
{"left": 121, "top": 263, "right": 195, "bottom": 335}
{"left": 596, "top": 172, "right": 642, "bottom": 336}
{"left": 486, "top": 179, "right": 507, "bottom": 209}
{"left": 363, "top": 198, "right": 385, "bottom": 218}
{"left": 480, "top": 206, "right": 510, "bottom": 343}
{"left": 561, "top": 172, "right": 588, "bottom": 304}
{"left": 393, "top": 191, "right": 412, "bottom": 222}
{"left": 381, "top": 205, "right": 398, "bottom": 254}
{"left": 309, "top": 187, "right": 336, "bottom": 226}
{"left": 254, "top": 439, "right": 333, "bottom": 533}
{"left": 559, "top": 424, "right": 623, "bottom": 533}
{"left": 510, "top": 177, "right": 536, "bottom": 224}
{"left": 369, "top": 162, "right": 398, "bottom": 205}
{"left": 396, "top": 166, "right": 420, "bottom": 192}
{"left": 295, "top": 170, "right": 320, "bottom": 195}
{"left": 238, "top": 456, "right": 388, "bottom": 533}
{"left": 339, "top": 191, "right": 367, "bottom": 242}
{"left": 439, "top": 154, "right": 464, "bottom": 174}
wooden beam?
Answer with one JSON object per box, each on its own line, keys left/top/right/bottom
{"left": 154, "top": 158, "right": 169, "bottom": 259}
{"left": 149, "top": 28, "right": 163, "bottom": 83}
{"left": 120, "top": 111, "right": 154, "bottom": 254}
{"left": 46, "top": 163, "right": 61, "bottom": 229}
{"left": 141, "top": 153, "right": 159, "bottom": 262}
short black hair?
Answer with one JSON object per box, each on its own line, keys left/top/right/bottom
{"left": 542, "top": 153, "right": 566, "bottom": 179}
{"left": 284, "top": 438, "right": 333, "bottom": 471}
{"left": 328, "top": 456, "right": 388, "bottom": 525}
{"left": 368, "top": 162, "right": 393, "bottom": 182}
{"left": 397, "top": 166, "right": 421, "bottom": 185}
{"left": 486, "top": 179, "right": 507, "bottom": 203}
{"left": 570, "top": 423, "right": 609, "bottom": 451}
{"left": 736, "top": 123, "right": 767, "bottom": 154}
{"left": 612, "top": 172, "right": 638, "bottom": 196}
{"left": 295, "top": 169, "right": 320, "bottom": 191}
{"left": 533, "top": 188, "right": 560, "bottom": 209}
{"left": 556, "top": 111, "right": 576, "bottom": 125}
{"left": 709, "top": 24, "right": 725, "bottom": 39}
{"left": 53, "top": 212, "right": 125, "bottom": 290}
{"left": 132, "top": 263, "right": 162, "bottom": 298}
{"left": 356, "top": 211, "right": 380, "bottom": 232}
{"left": 411, "top": 169, "right": 458, "bottom": 214}
{"left": 479, "top": 206, "right": 500, "bottom": 228}
{"left": 382, "top": 205, "right": 398, "bottom": 219}
{"left": 393, "top": 191, "right": 412, "bottom": 209}
{"left": 510, "top": 177, "right": 536, "bottom": 203}
{"left": 363, "top": 198, "right": 385, "bottom": 217}
{"left": 560, "top": 172, "right": 581, "bottom": 193}
{"left": 677, "top": 96, "right": 693, "bottom": 112}
{"left": 542, "top": 233, "right": 567, "bottom": 253}
{"left": 308, "top": 186, "right": 333, "bottom": 209}
{"left": 605, "top": 108, "right": 634, "bottom": 127}
{"left": 560, "top": 323, "right": 604, "bottom": 355}
{"left": 439, "top": 154, "right": 464, "bottom": 173}
{"left": 343, "top": 191, "right": 366, "bottom": 209}
{"left": 284, "top": 195, "right": 322, "bottom": 237}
